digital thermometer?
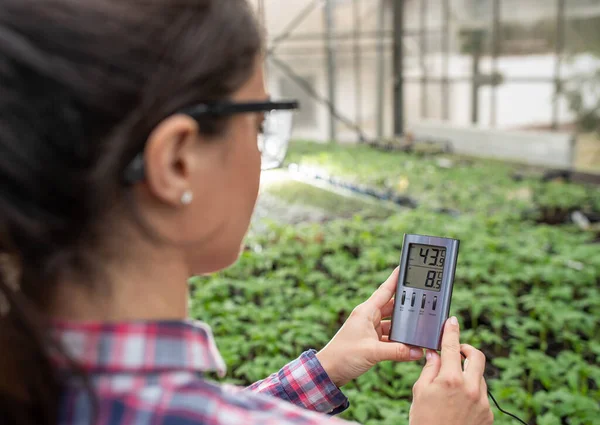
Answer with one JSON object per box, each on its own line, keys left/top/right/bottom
{"left": 389, "top": 234, "right": 460, "bottom": 351}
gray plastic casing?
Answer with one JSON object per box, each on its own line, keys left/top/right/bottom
{"left": 389, "top": 234, "right": 460, "bottom": 351}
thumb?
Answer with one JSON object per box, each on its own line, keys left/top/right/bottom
{"left": 375, "top": 341, "right": 424, "bottom": 363}
{"left": 417, "top": 350, "right": 442, "bottom": 384}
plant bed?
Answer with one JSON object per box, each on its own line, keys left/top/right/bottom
{"left": 286, "top": 142, "right": 600, "bottom": 230}
{"left": 190, "top": 209, "right": 600, "bottom": 425}
{"left": 189, "top": 142, "right": 600, "bottom": 425}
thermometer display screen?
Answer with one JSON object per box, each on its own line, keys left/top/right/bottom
{"left": 403, "top": 244, "right": 446, "bottom": 292}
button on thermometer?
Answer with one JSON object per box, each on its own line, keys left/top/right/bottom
{"left": 389, "top": 234, "right": 460, "bottom": 351}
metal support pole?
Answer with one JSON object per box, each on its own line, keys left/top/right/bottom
{"left": 353, "top": 0, "right": 363, "bottom": 142}
{"left": 376, "top": 0, "right": 386, "bottom": 142}
{"left": 553, "top": 0, "right": 566, "bottom": 131}
{"left": 282, "top": 29, "right": 439, "bottom": 42}
{"left": 277, "top": 45, "right": 397, "bottom": 57}
{"left": 324, "top": 0, "right": 336, "bottom": 142}
{"left": 402, "top": 75, "right": 563, "bottom": 84}
{"left": 420, "top": 0, "right": 428, "bottom": 119}
{"left": 442, "top": 0, "right": 450, "bottom": 121}
{"left": 471, "top": 30, "right": 483, "bottom": 125}
{"left": 258, "top": 0, "right": 265, "bottom": 27}
{"left": 491, "top": 0, "right": 500, "bottom": 127}
{"left": 393, "top": 0, "right": 405, "bottom": 136}
{"left": 258, "top": 0, "right": 267, "bottom": 79}
{"left": 471, "top": 53, "right": 480, "bottom": 124}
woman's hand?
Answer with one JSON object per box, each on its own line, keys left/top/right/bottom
{"left": 316, "top": 267, "right": 424, "bottom": 388}
{"left": 409, "top": 318, "right": 494, "bottom": 425}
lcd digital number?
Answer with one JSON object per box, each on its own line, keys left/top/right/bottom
{"left": 403, "top": 244, "right": 445, "bottom": 292}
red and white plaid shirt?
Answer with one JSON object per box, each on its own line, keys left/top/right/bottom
{"left": 51, "top": 320, "right": 352, "bottom": 425}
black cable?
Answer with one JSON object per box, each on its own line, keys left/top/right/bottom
{"left": 487, "top": 389, "right": 528, "bottom": 425}
{"left": 460, "top": 352, "right": 528, "bottom": 425}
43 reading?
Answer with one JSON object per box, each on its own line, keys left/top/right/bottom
{"left": 403, "top": 244, "right": 446, "bottom": 292}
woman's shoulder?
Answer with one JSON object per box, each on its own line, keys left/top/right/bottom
{"left": 60, "top": 371, "right": 348, "bottom": 425}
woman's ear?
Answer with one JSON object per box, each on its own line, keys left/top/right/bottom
{"left": 143, "top": 115, "right": 201, "bottom": 207}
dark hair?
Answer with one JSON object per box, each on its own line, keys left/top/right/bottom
{"left": 0, "top": 0, "right": 262, "bottom": 423}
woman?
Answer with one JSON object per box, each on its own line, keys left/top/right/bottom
{"left": 0, "top": 1, "right": 494, "bottom": 424}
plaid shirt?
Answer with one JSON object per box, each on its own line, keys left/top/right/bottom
{"left": 51, "top": 320, "right": 352, "bottom": 425}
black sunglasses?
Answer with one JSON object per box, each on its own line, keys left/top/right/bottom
{"left": 123, "top": 99, "right": 299, "bottom": 185}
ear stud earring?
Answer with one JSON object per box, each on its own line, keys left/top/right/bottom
{"left": 181, "top": 190, "right": 193, "bottom": 205}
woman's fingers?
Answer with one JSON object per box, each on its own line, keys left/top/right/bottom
{"left": 481, "top": 377, "right": 489, "bottom": 403}
{"left": 381, "top": 299, "right": 395, "bottom": 319}
{"left": 365, "top": 267, "right": 400, "bottom": 310}
{"left": 380, "top": 320, "right": 391, "bottom": 335}
{"left": 439, "top": 317, "right": 463, "bottom": 378}
{"left": 460, "top": 344, "right": 486, "bottom": 382}
{"left": 375, "top": 340, "right": 424, "bottom": 362}
{"left": 416, "top": 350, "right": 442, "bottom": 385}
